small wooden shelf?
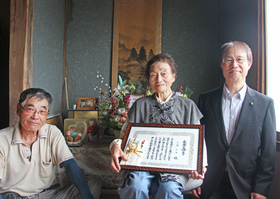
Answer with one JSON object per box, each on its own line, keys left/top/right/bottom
{"left": 67, "top": 109, "right": 99, "bottom": 120}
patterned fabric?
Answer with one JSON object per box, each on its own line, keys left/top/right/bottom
{"left": 149, "top": 96, "right": 175, "bottom": 124}
{"left": 160, "top": 174, "right": 180, "bottom": 182}
{"left": 69, "top": 145, "right": 123, "bottom": 189}
{"left": 129, "top": 92, "right": 202, "bottom": 125}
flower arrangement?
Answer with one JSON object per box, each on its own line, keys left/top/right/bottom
{"left": 93, "top": 72, "right": 149, "bottom": 138}
{"left": 103, "top": 81, "right": 131, "bottom": 130}
{"left": 176, "top": 85, "right": 194, "bottom": 98}
{"left": 93, "top": 73, "right": 136, "bottom": 131}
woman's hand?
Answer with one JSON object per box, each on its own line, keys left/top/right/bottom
{"left": 110, "top": 144, "right": 129, "bottom": 173}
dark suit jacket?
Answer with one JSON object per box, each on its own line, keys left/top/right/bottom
{"left": 198, "top": 86, "right": 276, "bottom": 199}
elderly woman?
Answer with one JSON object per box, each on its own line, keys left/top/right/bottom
{"left": 110, "top": 54, "right": 207, "bottom": 199}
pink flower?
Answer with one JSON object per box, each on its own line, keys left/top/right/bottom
{"left": 124, "top": 95, "right": 131, "bottom": 106}
{"left": 109, "top": 97, "right": 115, "bottom": 104}
{"left": 123, "top": 111, "right": 128, "bottom": 118}
{"left": 125, "top": 95, "right": 131, "bottom": 102}
{"left": 120, "top": 116, "right": 126, "bottom": 122}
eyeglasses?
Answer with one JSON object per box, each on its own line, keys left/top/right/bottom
{"left": 222, "top": 57, "right": 247, "bottom": 64}
{"left": 20, "top": 104, "right": 49, "bottom": 117}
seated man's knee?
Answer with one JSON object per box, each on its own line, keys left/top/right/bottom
{"left": 86, "top": 174, "right": 102, "bottom": 188}
{"left": 86, "top": 175, "right": 102, "bottom": 196}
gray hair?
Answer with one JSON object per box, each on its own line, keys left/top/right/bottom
{"left": 220, "top": 41, "right": 253, "bottom": 64}
{"left": 19, "top": 88, "right": 53, "bottom": 112}
{"left": 145, "top": 53, "right": 178, "bottom": 80}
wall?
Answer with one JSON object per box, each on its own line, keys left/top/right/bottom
{"left": 220, "top": 0, "right": 260, "bottom": 90}
{"left": 162, "top": 0, "right": 220, "bottom": 101}
{"left": 66, "top": 0, "right": 114, "bottom": 115}
{"left": 33, "top": 0, "right": 65, "bottom": 116}
{"left": 65, "top": 0, "right": 220, "bottom": 112}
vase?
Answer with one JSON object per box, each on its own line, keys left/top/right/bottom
{"left": 98, "top": 126, "right": 104, "bottom": 143}
{"left": 113, "top": 129, "right": 121, "bottom": 138}
{"left": 104, "top": 127, "right": 115, "bottom": 136}
{"left": 88, "top": 132, "right": 100, "bottom": 142}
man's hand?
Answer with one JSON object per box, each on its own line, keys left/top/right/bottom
{"left": 192, "top": 187, "right": 201, "bottom": 198}
{"left": 188, "top": 166, "right": 207, "bottom": 180}
{"left": 110, "top": 144, "right": 129, "bottom": 173}
{"left": 251, "top": 192, "right": 266, "bottom": 199}
{"left": 189, "top": 167, "right": 207, "bottom": 198}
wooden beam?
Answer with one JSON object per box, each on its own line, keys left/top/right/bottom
{"left": 9, "top": 0, "right": 34, "bottom": 125}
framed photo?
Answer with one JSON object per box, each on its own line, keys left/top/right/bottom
{"left": 120, "top": 123, "right": 204, "bottom": 174}
{"left": 111, "top": 0, "right": 162, "bottom": 95}
{"left": 77, "top": 97, "right": 96, "bottom": 110}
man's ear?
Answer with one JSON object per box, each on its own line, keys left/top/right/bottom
{"left": 16, "top": 104, "right": 20, "bottom": 116}
{"left": 248, "top": 62, "right": 252, "bottom": 69}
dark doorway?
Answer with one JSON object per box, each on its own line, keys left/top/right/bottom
{"left": 0, "top": 0, "right": 10, "bottom": 129}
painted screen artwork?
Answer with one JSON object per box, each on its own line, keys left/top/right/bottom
{"left": 112, "top": 0, "right": 162, "bottom": 95}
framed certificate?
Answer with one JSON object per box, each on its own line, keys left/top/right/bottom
{"left": 120, "top": 123, "right": 204, "bottom": 175}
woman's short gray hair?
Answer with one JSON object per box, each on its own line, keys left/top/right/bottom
{"left": 145, "top": 53, "right": 178, "bottom": 80}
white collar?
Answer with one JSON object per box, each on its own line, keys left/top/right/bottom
{"left": 222, "top": 84, "right": 247, "bottom": 100}
{"left": 155, "top": 92, "right": 173, "bottom": 104}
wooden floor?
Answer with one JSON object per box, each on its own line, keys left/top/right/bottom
{"left": 100, "top": 195, "right": 120, "bottom": 199}
{"left": 100, "top": 189, "right": 120, "bottom": 199}
{"left": 99, "top": 189, "right": 194, "bottom": 199}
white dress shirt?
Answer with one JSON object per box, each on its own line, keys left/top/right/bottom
{"left": 222, "top": 84, "right": 247, "bottom": 145}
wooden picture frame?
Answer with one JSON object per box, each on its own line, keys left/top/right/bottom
{"left": 77, "top": 97, "right": 96, "bottom": 110}
{"left": 120, "top": 123, "right": 204, "bottom": 175}
{"left": 111, "top": 0, "right": 162, "bottom": 95}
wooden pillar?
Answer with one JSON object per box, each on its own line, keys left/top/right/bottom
{"left": 62, "top": 0, "right": 68, "bottom": 117}
{"left": 249, "top": 0, "right": 266, "bottom": 94}
{"left": 9, "top": 0, "right": 34, "bottom": 125}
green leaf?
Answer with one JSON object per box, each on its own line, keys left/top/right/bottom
{"left": 183, "top": 86, "right": 194, "bottom": 97}
{"left": 135, "top": 81, "right": 143, "bottom": 94}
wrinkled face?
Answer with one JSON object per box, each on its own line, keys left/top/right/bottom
{"left": 221, "top": 46, "right": 252, "bottom": 86}
{"left": 17, "top": 97, "right": 49, "bottom": 134}
{"left": 149, "top": 62, "right": 176, "bottom": 94}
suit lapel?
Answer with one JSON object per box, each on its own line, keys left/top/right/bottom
{"left": 211, "top": 87, "right": 228, "bottom": 146}
{"left": 230, "top": 87, "right": 255, "bottom": 145}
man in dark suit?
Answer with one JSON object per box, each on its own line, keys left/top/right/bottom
{"left": 195, "top": 41, "right": 276, "bottom": 199}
